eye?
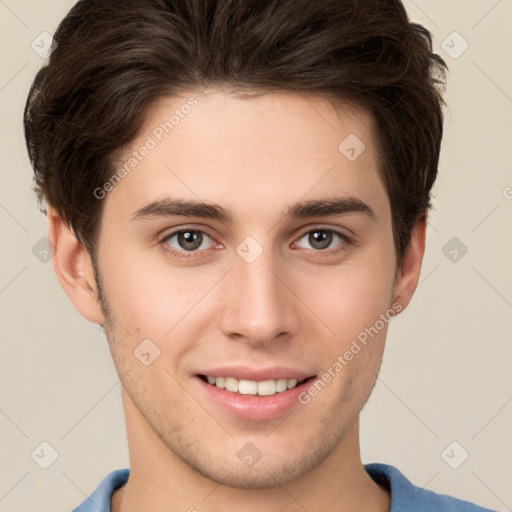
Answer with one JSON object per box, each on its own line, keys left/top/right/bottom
{"left": 162, "top": 229, "right": 215, "bottom": 258}
{"left": 294, "top": 228, "right": 349, "bottom": 252}
{"left": 160, "top": 226, "right": 351, "bottom": 261}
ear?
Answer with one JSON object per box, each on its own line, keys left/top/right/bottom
{"left": 47, "top": 206, "right": 105, "bottom": 325}
{"left": 392, "top": 214, "right": 427, "bottom": 312}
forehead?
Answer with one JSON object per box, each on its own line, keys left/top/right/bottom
{"left": 143, "top": 87, "right": 377, "bottom": 156}
{"left": 106, "top": 88, "right": 388, "bottom": 223}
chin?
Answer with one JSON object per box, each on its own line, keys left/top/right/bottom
{"left": 194, "top": 461, "right": 307, "bottom": 489}
{"left": 178, "top": 434, "right": 341, "bottom": 490}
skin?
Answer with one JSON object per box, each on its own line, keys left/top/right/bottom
{"left": 48, "top": 87, "right": 426, "bottom": 512}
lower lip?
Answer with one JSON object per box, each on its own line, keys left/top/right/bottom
{"left": 195, "top": 376, "right": 314, "bottom": 421}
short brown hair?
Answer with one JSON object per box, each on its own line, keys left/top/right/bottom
{"left": 24, "top": 0, "right": 447, "bottom": 267}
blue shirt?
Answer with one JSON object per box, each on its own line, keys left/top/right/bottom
{"left": 72, "top": 463, "right": 498, "bottom": 511}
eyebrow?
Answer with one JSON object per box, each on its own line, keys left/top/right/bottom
{"left": 131, "top": 196, "right": 377, "bottom": 223}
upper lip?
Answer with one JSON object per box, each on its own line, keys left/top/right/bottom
{"left": 197, "top": 366, "right": 315, "bottom": 381}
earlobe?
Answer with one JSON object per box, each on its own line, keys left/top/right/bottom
{"left": 47, "top": 207, "right": 105, "bottom": 325}
{"left": 392, "top": 215, "right": 427, "bottom": 312}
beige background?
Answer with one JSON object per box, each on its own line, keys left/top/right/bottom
{"left": 1, "top": 1, "right": 511, "bottom": 511}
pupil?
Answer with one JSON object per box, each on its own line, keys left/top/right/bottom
{"left": 310, "top": 230, "right": 331, "bottom": 250}
{"left": 179, "top": 231, "right": 202, "bottom": 250}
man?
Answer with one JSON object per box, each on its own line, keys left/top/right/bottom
{"left": 23, "top": 0, "right": 498, "bottom": 511}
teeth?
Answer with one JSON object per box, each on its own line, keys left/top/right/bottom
{"left": 257, "top": 380, "right": 276, "bottom": 396}
{"left": 276, "top": 379, "right": 287, "bottom": 392}
{"left": 239, "top": 379, "right": 258, "bottom": 395}
{"left": 204, "top": 376, "right": 306, "bottom": 396}
{"left": 225, "top": 377, "right": 239, "bottom": 393}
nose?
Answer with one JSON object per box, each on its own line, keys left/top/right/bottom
{"left": 219, "top": 246, "right": 300, "bottom": 346}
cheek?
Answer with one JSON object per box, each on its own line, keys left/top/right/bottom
{"left": 302, "top": 257, "right": 395, "bottom": 344}
{"left": 98, "top": 243, "right": 204, "bottom": 334}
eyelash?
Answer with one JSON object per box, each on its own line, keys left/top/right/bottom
{"left": 160, "top": 227, "right": 352, "bottom": 260}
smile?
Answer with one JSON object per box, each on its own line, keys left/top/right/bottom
{"left": 200, "top": 375, "right": 308, "bottom": 396}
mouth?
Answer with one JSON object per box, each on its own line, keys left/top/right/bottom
{"left": 195, "top": 367, "right": 317, "bottom": 420}
{"left": 198, "top": 374, "right": 312, "bottom": 396}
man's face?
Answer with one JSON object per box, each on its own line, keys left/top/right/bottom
{"left": 94, "top": 88, "right": 399, "bottom": 487}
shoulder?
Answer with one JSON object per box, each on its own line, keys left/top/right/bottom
{"left": 71, "top": 468, "right": 129, "bottom": 512}
{"left": 364, "top": 462, "right": 498, "bottom": 512}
